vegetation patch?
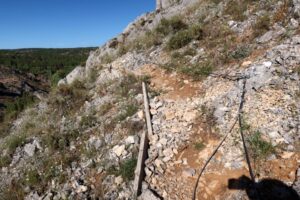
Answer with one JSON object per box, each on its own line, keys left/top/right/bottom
{"left": 108, "top": 158, "right": 137, "bottom": 181}
{"left": 5, "top": 134, "right": 26, "bottom": 155}
{"left": 229, "top": 45, "right": 252, "bottom": 60}
{"left": 1, "top": 180, "right": 25, "bottom": 200}
{"left": 4, "top": 93, "right": 36, "bottom": 121}
{"left": 117, "top": 104, "right": 139, "bottom": 122}
{"left": 167, "top": 25, "right": 204, "bottom": 50}
{"left": 252, "top": 14, "right": 271, "bottom": 38}
{"left": 156, "top": 16, "right": 187, "bottom": 36}
{"left": 194, "top": 141, "right": 205, "bottom": 151}
{"left": 224, "top": 0, "right": 249, "bottom": 21}
{"left": 0, "top": 155, "right": 11, "bottom": 168}
{"left": 248, "top": 131, "right": 275, "bottom": 160}
{"left": 179, "top": 61, "right": 214, "bottom": 80}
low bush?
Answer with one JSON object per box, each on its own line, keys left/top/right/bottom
{"left": 1, "top": 180, "right": 25, "bottom": 200}
{"left": 4, "top": 93, "right": 36, "bottom": 121}
{"left": 167, "top": 30, "right": 193, "bottom": 50}
{"left": 252, "top": 14, "right": 271, "bottom": 37}
{"left": 0, "top": 155, "right": 11, "bottom": 168}
{"left": 194, "top": 142, "right": 205, "bottom": 151}
{"left": 180, "top": 61, "right": 214, "bottom": 80}
{"left": 119, "top": 158, "right": 137, "bottom": 181}
{"left": 248, "top": 131, "right": 275, "bottom": 160}
{"left": 167, "top": 24, "right": 204, "bottom": 50}
{"left": 108, "top": 158, "right": 137, "bottom": 181}
{"left": 117, "top": 104, "right": 138, "bottom": 121}
{"left": 156, "top": 16, "right": 187, "bottom": 36}
{"left": 115, "top": 74, "right": 141, "bottom": 98}
{"left": 24, "top": 169, "right": 41, "bottom": 189}
{"left": 224, "top": 0, "right": 249, "bottom": 21}
{"left": 229, "top": 45, "right": 251, "bottom": 60}
{"left": 6, "top": 134, "right": 26, "bottom": 154}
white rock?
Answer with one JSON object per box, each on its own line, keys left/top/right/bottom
{"left": 137, "top": 110, "right": 144, "bottom": 119}
{"left": 24, "top": 143, "right": 36, "bottom": 157}
{"left": 115, "top": 176, "right": 123, "bottom": 185}
{"left": 76, "top": 185, "right": 88, "bottom": 193}
{"left": 242, "top": 61, "right": 252, "bottom": 67}
{"left": 263, "top": 61, "right": 272, "bottom": 67}
{"left": 113, "top": 145, "right": 126, "bottom": 157}
{"left": 290, "top": 18, "right": 299, "bottom": 28}
{"left": 281, "top": 152, "right": 295, "bottom": 159}
{"left": 58, "top": 66, "right": 85, "bottom": 86}
{"left": 125, "top": 136, "right": 135, "bottom": 145}
{"left": 158, "top": 138, "right": 168, "bottom": 146}
{"left": 183, "top": 110, "right": 198, "bottom": 122}
{"left": 163, "top": 148, "right": 174, "bottom": 158}
{"left": 140, "top": 189, "right": 160, "bottom": 200}
{"left": 182, "top": 168, "right": 196, "bottom": 177}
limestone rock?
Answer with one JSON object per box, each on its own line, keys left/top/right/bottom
{"left": 58, "top": 66, "right": 85, "bottom": 86}
{"left": 139, "top": 189, "right": 161, "bottom": 200}
{"left": 113, "top": 145, "right": 126, "bottom": 157}
{"left": 182, "top": 168, "right": 196, "bottom": 177}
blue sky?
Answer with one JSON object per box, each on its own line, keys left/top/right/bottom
{"left": 0, "top": 0, "right": 155, "bottom": 49}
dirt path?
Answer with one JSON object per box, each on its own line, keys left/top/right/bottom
{"left": 137, "top": 64, "right": 299, "bottom": 200}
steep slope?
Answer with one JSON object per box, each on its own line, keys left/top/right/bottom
{"left": 0, "top": 0, "right": 300, "bottom": 199}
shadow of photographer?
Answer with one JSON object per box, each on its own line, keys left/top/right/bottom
{"left": 228, "top": 175, "right": 300, "bottom": 200}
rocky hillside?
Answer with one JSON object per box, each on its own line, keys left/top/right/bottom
{"left": 0, "top": 0, "right": 300, "bottom": 199}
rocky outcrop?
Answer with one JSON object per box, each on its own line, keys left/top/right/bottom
{"left": 0, "top": 66, "right": 48, "bottom": 119}
{"left": 58, "top": 66, "right": 85, "bottom": 86}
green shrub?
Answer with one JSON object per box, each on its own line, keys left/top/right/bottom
{"left": 248, "top": 131, "right": 275, "bottom": 160}
{"left": 156, "top": 16, "right": 187, "bottom": 36}
{"left": 51, "top": 80, "right": 89, "bottom": 114}
{"left": 6, "top": 134, "right": 26, "bottom": 154}
{"left": 116, "top": 74, "right": 140, "bottom": 98}
{"left": 180, "top": 61, "right": 214, "bottom": 80}
{"left": 229, "top": 45, "right": 251, "bottom": 60}
{"left": 101, "top": 53, "right": 115, "bottom": 64}
{"left": 167, "top": 30, "right": 193, "bottom": 50}
{"left": 194, "top": 142, "right": 205, "bottom": 151}
{"left": 119, "top": 158, "right": 137, "bottom": 181}
{"left": 183, "top": 48, "right": 197, "bottom": 56}
{"left": 225, "top": 0, "right": 248, "bottom": 21}
{"left": 1, "top": 180, "right": 25, "bottom": 200}
{"left": 0, "top": 155, "right": 11, "bottom": 168}
{"left": 24, "top": 169, "right": 41, "bottom": 189}
{"left": 122, "top": 120, "right": 144, "bottom": 135}
{"left": 188, "top": 24, "right": 204, "bottom": 40}
{"left": 253, "top": 14, "right": 271, "bottom": 37}
{"left": 167, "top": 24, "right": 204, "bottom": 50}
{"left": 80, "top": 115, "right": 97, "bottom": 129}
{"left": 117, "top": 104, "right": 138, "bottom": 121}
{"left": 4, "top": 93, "right": 36, "bottom": 121}
{"left": 42, "top": 130, "right": 79, "bottom": 151}
{"left": 99, "top": 103, "right": 113, "bottom": 116}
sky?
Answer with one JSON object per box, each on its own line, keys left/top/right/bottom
{"left": 0, "top": 0, "right": 155, "bottom": 49}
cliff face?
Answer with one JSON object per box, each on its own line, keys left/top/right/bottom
{"left": 0, "top": 66, "right": 48, "bottom": 120}
{"left": 1, "top": 0, "right": 300, "bottom": 199}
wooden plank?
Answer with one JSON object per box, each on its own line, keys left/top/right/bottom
{"left": 142, "top": 82, "right": 153, "bottom": 138}
{"left": 133, "top": 82, "right": 151, "bottom": 198}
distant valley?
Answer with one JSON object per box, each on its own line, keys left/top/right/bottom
{"left": 0, "top": 48, "right": 96, "bottom": 131}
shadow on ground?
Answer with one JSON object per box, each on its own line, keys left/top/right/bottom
{"left": 228, "top": 175, "right": 300, "bottom": 200}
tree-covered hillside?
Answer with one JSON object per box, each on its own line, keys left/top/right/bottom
{"left": 0, "top": 48, "right": 96, "bottom": 85}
